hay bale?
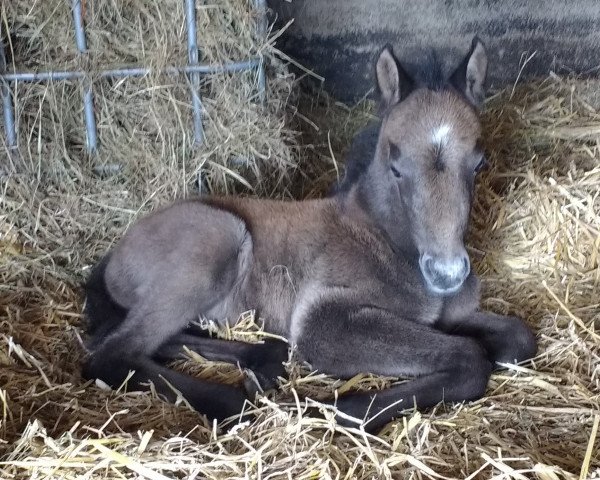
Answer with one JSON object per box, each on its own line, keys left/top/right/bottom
{"left": 1, "top": 2, "right": 599, "bottom": 478}
{"left": 3, "top": 0, "right": 298, "bottom": 197}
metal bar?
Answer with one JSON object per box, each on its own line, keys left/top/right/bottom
{"left": 0, "top": 40, "right": 17, "bottom": 150}
{"left": 72, "top": 0, "right": 98, "bottom": 154}
{"left": 254, "top": 0, "right": 267, "bottom": 103}
{"left": 185, "top": 0, "right": 204, "bottom": 146}
{"left": 0, "top": 59, "right": 261, "bottom": 82}
{"left": 105, "top": 61, "right": 259, "bottom": 76}
{"left": 2, "top": 71, "right": 85, "bottom": 82}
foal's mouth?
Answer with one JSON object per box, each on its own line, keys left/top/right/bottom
{"left": 423, "top": 278, "right": 466, "bottom": 296}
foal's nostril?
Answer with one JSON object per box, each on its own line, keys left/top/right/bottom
{"left": 461, "top": 256, "right": 471, "bottom": 277}
{"left": 423, "top": 256, "right": 436, "bottom": 276}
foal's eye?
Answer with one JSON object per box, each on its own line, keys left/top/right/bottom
{"left": 474, "top": 156, "right": 487, "bottom": 174}
{"left": 389, "top": 143, "right": 402, "bottom": 178}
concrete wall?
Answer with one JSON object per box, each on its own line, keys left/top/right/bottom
{"left": 268, "top": 0, "right": 600, "bottom": 101}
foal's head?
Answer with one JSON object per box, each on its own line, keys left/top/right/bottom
{"left": 365, "top": 39, "right": 488, "bottom": 295}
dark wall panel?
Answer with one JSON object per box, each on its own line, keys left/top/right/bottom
{"left": 268, "top": 0, "right": 600, "bottom": 101}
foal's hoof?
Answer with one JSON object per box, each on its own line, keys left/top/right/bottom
{"left": 243, "top": 339, "right": 289, "bottom": 395}
{"left": 242, "top": 360, "right": 286, "bottom": 398}
{"left": 81, "top": 355, "right": 128, "bottom": 388}
{"left": 493, "top": 316, "right": 537, "bottom": 366}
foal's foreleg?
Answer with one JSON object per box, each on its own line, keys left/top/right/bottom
{"left": 438, "top": 276, "right": 537, "bottom": 366}
{"left": 437, "top": 311, "right": 537, "bottom": 366}
{"left": 295, "top": 301, "right": 492, "bottom": 432}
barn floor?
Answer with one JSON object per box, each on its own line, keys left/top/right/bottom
{"left": 1, "top": 76, "right": 600, "bottom": 479}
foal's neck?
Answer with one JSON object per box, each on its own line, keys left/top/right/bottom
{"left": 339, "top": 178, "right": 418, "bottom": 257}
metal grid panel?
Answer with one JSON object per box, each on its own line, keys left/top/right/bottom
{"left": 0, "top": 0, "right": 267, "bottom": 155}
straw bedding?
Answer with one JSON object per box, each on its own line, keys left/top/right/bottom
{"left": 1, "top": 1, "right": 599, "bottom": 478}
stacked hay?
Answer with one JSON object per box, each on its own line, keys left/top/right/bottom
{"left": 1, "top": 2, "right": 599, "bottom": 478}
{"left": 2, "top": 0, "right": 300, "bottom": 195}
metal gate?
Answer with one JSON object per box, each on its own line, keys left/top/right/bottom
{"left": 0, "top": 0, "right": 267, "bottom": 158}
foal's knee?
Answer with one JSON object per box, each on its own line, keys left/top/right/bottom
{"left": 450, "top": 338, "right": 492, "bottom": 401}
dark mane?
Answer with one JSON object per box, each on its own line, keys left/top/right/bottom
{"left": 407, "top": 50, "right": 446, "bottom": 91}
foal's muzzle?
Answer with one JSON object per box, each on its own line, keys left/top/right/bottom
{"left": 419, "top": 252, "right": 470, "bottom": 295}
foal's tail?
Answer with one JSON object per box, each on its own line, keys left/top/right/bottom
{"left": 83, "top": 253, "right": 128, "bottom": 349}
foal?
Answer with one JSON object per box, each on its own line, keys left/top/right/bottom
{"left": 83, "top": 39, "right": 536, "bottom": 432}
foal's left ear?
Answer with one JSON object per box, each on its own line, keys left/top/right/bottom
{"left": 449, "top": 37, "right": 488, "bottom": 108}
{"left": 375, "top": 45, "right": 413, "bottom": 111}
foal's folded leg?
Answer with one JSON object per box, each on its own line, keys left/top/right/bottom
{"left": 83, "top": 303, "right": 251, "bottom": 423}
{"left": 85, "top": 355, "right": 250, "bottom": 422}
{"left": 295, "top": 302, "right": 493, "bottom": 433}
{"left": 155, "top": 333, "right": 289, "bottom": 392}
{"left": 437, "top": 276, "right": 537, "bottom": 366}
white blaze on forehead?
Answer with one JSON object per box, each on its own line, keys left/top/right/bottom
{"left": 431, "top": 124, "right": 451, "bottom": 145}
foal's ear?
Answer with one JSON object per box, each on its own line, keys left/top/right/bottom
{"left": 375, "top": 45, "right": 413, "bottom": 110}
{"left": 449, "top": 37, "right": 488, "bottom": 108}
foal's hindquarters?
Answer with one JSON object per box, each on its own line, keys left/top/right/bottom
{"left": 83, "top": 197, "right": 330, "bottom": 421}
{"left": 83, "top": 200, "right": 256, "bottom": 420}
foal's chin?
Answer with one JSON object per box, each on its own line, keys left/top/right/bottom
{"left": 424, "top": 278, "right": 466, "bottom": 297}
